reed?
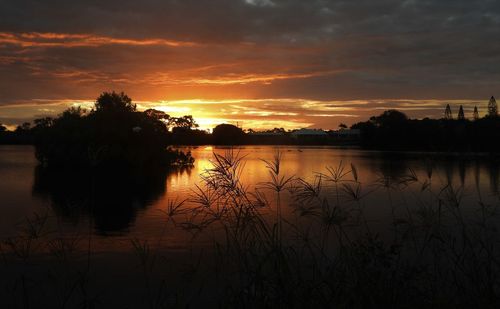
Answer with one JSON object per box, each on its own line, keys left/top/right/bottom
{"left": 1, "top": 149, "right": 500, "bottom": 307}
{"left": 182, "top": 149, "right": 500, "bottom": 307}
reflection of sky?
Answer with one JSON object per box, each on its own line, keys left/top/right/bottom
{"left": 0, "top": 146, "right": 499, "bottom": 253}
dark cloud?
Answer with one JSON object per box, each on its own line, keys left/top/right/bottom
{"left": 0, "top": 0, "right": 499, "bottom": 128}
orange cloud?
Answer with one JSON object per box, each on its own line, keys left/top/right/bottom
{"left": 0, "top": 32, "right": 197, "bottom": 48}
{"left": 0, "top": 97, "right": 492, "bottom": 131}
{"left": 143, "top": 70, "right": 345, "bottom": 86}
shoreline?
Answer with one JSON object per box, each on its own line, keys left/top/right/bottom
{"left": 3, "top": 143, "right": 500, "bottom": 157}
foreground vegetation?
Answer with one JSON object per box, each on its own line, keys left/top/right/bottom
{"left": 1, "top": 150, "right": 500, "bottom": 308}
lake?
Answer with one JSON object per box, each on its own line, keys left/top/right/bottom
{"left": 1, "top": 145, "right": 500, "bottom": 250}
{"left": 1, "top": 145, "right": 500, "bottom": 307}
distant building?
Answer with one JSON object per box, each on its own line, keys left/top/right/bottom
{"left": 248, "top": 131, "right": 284, "bottom": 137}
{"left": 290, "top": 128, "right": 328, "bottom": 138}
{"left": 246, "top": 128, "right": 359, "bottom": 145}
{"left": 247, "top": 130, "right": 288, "bottom": 144}
{"left": 331, "top": 128, "right": 360, "bottom": 138}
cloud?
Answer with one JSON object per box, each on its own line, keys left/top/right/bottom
{"left": 245, "top": 0, "right": 276, "bottom": 7}
{"left": 0, "top": 0, "right": 500, "bottom": 127}
{"left": 0, "top": 97, "right": 493, "bottom": 130}
{"left": 0, "top": 32, "right": 197, "bottom": 48}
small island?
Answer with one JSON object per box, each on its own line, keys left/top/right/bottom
{"left": 30, "top": 91, "right": 194, "bottom": 169}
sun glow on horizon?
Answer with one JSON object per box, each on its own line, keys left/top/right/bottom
{"left": 0, "top": 97, "right": 493, "bottom": 132}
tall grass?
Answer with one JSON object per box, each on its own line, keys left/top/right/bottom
{"left": 182, "top": 149, "right": 500, "bottom": 307}
{"left": 1, "top": 149, "right": 500, "bottom": 308}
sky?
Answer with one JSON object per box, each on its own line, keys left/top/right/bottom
{"left": 0, "top": 0, "right": 499, "bottom": 130}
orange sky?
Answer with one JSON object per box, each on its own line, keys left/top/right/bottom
{"left": 1, "top": 1, "right": 499, "bottom": 130}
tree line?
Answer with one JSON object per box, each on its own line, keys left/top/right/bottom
{"left": 2, "top": 94, "right": 500, "bottom": 152}
{"left": 351, "top": 96, "right": 500, "bottom": 152}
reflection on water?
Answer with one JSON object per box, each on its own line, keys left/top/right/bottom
{"left": 490, "top": 161, "right": 500, "bottom": 194}
{"left": 2, "top": 145, "right": 500, "bottom": 308}
{"left": 31, "top": 166, "right": 191, "bottom": 235}
{"left": 1, "top": 146, "right": 500, "bottom": 243}
{"left": 376, "top": 153, "right": 410, "bottom": 182}
{"left": 372, "top": 152, "right": 500, "bottom": 193}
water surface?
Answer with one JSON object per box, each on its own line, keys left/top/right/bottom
{"left": 1, "top": 145, "right": 499, "bottom": 252}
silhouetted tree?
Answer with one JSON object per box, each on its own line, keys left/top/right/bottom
{"left": 473, "top": 106, "right": 479, "bottom": 120}
{"left": 33, "top": 117, "right": 54, "bottom": 129}
{"left": 94, "top": 91, "right": 136, "bottom": 113}
{"left": 33, "top": 91, "right": 193, "bottom": 168}
{"left": 458, "top": 105, "right": 465, "bottom": 120}
{"left": 370, "top": 109, "right": 408, "bottom": 127}
{"left": 352, "top": 108, "right": 500, "bottom": 152}
{"left": 15, "top": 122, "right": 31, "bottom": 132}
{"left": 269, "top": 127, "right": 286, "bottom": 134}
{"left": 176, "top": 115, "right": 198, "bottom": 128}
{"left": 444, "top": 104, "right": 452, "bottom": 120}
{"left": 339, "top": 123, "right": 348, "bottom": 129}
{"left": 488, "top": 96, "right": 498, "bottom": 118}
{"left": 212, "top": 124, "right": 245, "bottom": 145}
{"left": 144, "top": 109, "right": 170, "bottom": 121}
{"left": 32, "top": 165, "right": 179, "bottom": 233}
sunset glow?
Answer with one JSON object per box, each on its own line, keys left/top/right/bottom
{"left": 1, "top": 1, "right": 499, "bottom": 130}
{"left": 2, "top": 2, "right": 500, "bottom": 307}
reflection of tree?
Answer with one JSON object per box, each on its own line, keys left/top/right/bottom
{"left": 489, "top": 161, "right": 499, "bottom": 194}
{"left": 474, "top": 161, "right": 480, "bottom": 191}
{"left": 373, "top": 154, "right": 500, "bottom": 196}
{"left": 32, "top": 166, "right": 189, "bottom": 235}
{"left": 458, "top": 160, "right": 466, "bottom": 186}
{"left": 376, "top": 153, "right": 409, "bottom": 183}
{"left": 442, "top": 159, "right": 454, "bottom": 186}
